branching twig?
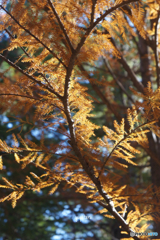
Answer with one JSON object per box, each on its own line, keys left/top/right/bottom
{"left": 97, "top": 201, "right": 139, "bottom": 240}
{"left": 61, "top": 1, "right": 142, "bottom": 238}
{"left": 75, "top": 0, "right": 139, "bottom": 54}
{"left": 5, "top": 29, "right": 55, "bottom": 91}
{"left": 0, "top": 5, "right": 67, "bottom": 69}
{"left": 47, "top": 0, "right": 74, "bottom": 53}
{"left": 98, "top": 120, "right": 156, "bottom": 179}
{"left": 0, "top": 93, "right": 39, "bottom": 100}
{"left": 79, "top": 64, "right": 122, "bottom": 122}
{"left": 103, "top": 58, "right": 134, "bottom": 104}
{"left": 5, "top": 29, "right": 30, "bottom": 58}
{"left": 0, "top": 54, "right": 63, "bottom": 100}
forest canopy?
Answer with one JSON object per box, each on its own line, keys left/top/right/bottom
{"left": 0, "top": 0, "right": 160, "bottom": 239}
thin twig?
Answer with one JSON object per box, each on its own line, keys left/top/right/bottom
{"left": 79, "top": 64, "right": 122, "bottom": 121}
{"left": 97, "top": 201, "right": 139, "bottom": 240}
{"left": 0, "top": 54, "right": 63, "bottom": 100}
{"left": 0, "top": 93, "right": 65, "bottom": 112}
{"left": 5, "top": 29, "right": 30, "bottom": 58}
{"left": 103, "top": 58, "right": 134, "bottom": 103}
{"left": 98, "top": 120, "right": 156, "bottom": 179}
{"left": 47, "top": 0, "right": 74, "bottom": 53}
{"left": 0, "top": 5, "right": 67, "bottom": 69}
{"left": 0, "top": 93, "right": 39, "bottom": 100}
{"left": 75, "top": 0, "right": 139, "bottom": 55}
{"left": 5, "top": 29, "right": 55, "bottom": 91}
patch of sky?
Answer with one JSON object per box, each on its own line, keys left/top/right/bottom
{"left": 74, "top": 204, "right": 81, "bottom": 212}
{"left": 36, "top": 190, "right": 43, "bottom": 195}
{"left": 55, "top": 203, "right": 99, "bottom": 224}
{"left": 64, "top": 204, "right": 69, "bottom": 209}
{"left": 73, "top": 213, "right": 89, "bottom": 223}
{"left": 51, "top": 235, "right": 62, "bottom": 240}
{"left": 44, "top": 209, "right": 55, "bottom": 221}
{"left": 6, "top": 171, "right": 12, "bottom": 176}
{"left": 99, "top": 144, "right": 110, "bottom": 157}
{"left": 87, "top": 231, "right": 94, "bottom": 237}
{"left": 76, "top": 76, "right": 90, "bottom": 84}
{"left": 30, "top": 119, "right": 67, "bottom": 142}
{"left": 54, "top": 191, "right": 59, "bottom": 197}
{"left": 54, "top": 222, "right": 65, "bottom": 228}
{"left": 0, "top": 115, "right": 8, "bottom": 124}
{"left": 31, "top": 128, "right": 40, "bottom": 138}
{"left": 7, "top": 122, "right": 13, "bottom": 128}
{"left": 58, "top": 201, "right": 65, "bottom": 206}
{"left": 56, "top": 229, "right": 66, "bottom": 235}
{"left": 0, "top": 115, "right": 20, "bottom": 136}
{"left": 60, "top": 209, "right": 71, "bottom": 217}
{"left": 52, "top": 233, "right": 75, "bottom": 240}
{"left": 55, "top": 141, "right": 69, "bottom": 155}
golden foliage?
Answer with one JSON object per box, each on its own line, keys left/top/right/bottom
{"left": 1, "top": 0, "right": 160, "bottom": 238}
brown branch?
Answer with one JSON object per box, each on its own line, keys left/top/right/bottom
{"left": 5, "top": 29, "right": 30, "bottom": 58}
{"left": 47, "top": 0, "right": 74, "bottom": 53}
{"left": 79, "top": 64, "right": 123, "bottom": 121}
{"left": 75, "top": 0, "right": 139, "bottom": 55}
{"left": 103, "top": 58, "right": 134, "bottom": 104}
{"left": 58, "top": 0, "right": 142, "bottom": 237}
{"left": 0, "top": 93, "right": 65, "bottom": 113}
{"left": 63, "top": 0, "right": 140, "bottom": 99}
{"left": 39, "top": 73, "right": 55, "bottom": 91}
{"left": 98, "top": 120, "right": 156, "bottom": 179}
{"left": 0, "top": 54, "right": 63, "bottom": 100}
{"left": 0, "top": 5, "right": 67, "bottom": 69}
{"left": 90, "top": 0, "right": 97, "bottom": 25}
{"left": 0, "top": 93, "right": 39, "bottom": 100}
{"left": 92, "top": 0, "right": 138, "bottom": 29}
{"left": 5, "top": 29, "right": 55, "bottom": 91}
{"left": 91, "top": 18, "right": 144, "bottom": 94}
{"left": 97, "top": 201, "right": 140, "bottom": 240}
{"left": 118, "top": 54, "right": 144, "bottom": 94}
{"left": 75, "top": 1, "right": 145, "bottom": 95}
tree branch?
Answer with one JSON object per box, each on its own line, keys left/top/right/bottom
{"left": 0, "top": 93, "right": 64, "bottom": 112}
{"left": 5, "top": 29, "right": 55, "bottom": 92}
{"left": 79, "top": 64, "right": 123, "bottom": 121}
{"left": 0, "top": 93, "right": 39, "bottom": 100}
{"left": 59, "top": 0, "right": 142, "bottom": 237}
{"left": 97, "top": 201, "right": 139, "bottom": 240}
{"left": 90, "top": 0, "right": 97, "bottom": 25}
{"left": 5, "top": 29, "right": 30, "bottom": 58}
{"left": 47, "top": 0, "right": 74, "bottom": 53}
{"left": 119, "top": 54, "right": 144, "bottom": 94}
{"left": 93, "top": 0, "right": 139, "bottom": 29}
{"left": 73, "top": 0, "right": 145, "bottom": 95}
{"left": 103, "top": 58, "right": 134, "bottom": 104}
{"left": 98, "top": 120, "right": 156, "bottom": 179}
{"left": 0, "top": 5, "right": 67, "bottom": 69}
{"left": 75, "top": 0, "right": 139, "bottom": 54}
{"left": 0, "top": 54, "right": 63, "bottom": 100}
